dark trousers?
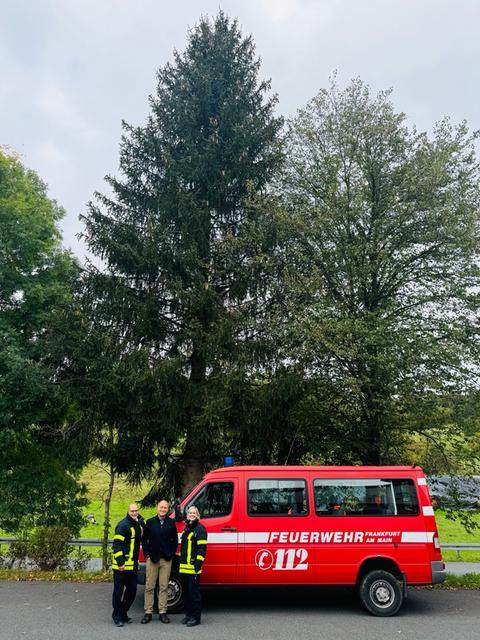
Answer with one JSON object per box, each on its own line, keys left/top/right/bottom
{"left": 112, "top": 570, "right": 138, "bottom": 621}
{"left": 185, "top": 574, "right": 202, "bottom": 621}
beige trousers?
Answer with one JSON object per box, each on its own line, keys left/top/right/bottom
{"left": 144, "top": 557, "right": 173, "bottom": 614}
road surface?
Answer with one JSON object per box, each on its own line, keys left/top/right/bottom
{"left": 0, "top": 581, "right": 478, "bottom": 640}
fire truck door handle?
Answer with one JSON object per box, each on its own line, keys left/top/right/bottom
{"left": 221, "top": 526, "right": 237, "bottom": 532}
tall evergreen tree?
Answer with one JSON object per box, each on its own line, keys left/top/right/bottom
{"left": 81, "top": 13, "right": 283, "bottom": 494}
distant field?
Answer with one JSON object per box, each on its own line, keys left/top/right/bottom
{"left": 435, "top": 511, "right": 480, "bottom": 543}
{"left": 79, "top": 463, "right": 153, "bottom": 505}
{"left": 79, "top": 464, "right": 157, "bottom": 538}
{"left": 434, "top": 511, "right": 480, "bottom": 562}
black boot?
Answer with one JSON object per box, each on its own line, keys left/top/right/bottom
{"left": 186, "top": 618, "right": 201, "bottom": 627}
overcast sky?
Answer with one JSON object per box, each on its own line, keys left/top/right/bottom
{"left": 2, "top": 0, "right": 479, "bottom": 262}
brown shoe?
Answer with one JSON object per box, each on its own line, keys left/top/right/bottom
{"left": 159, "top": 614, "right": 170, "bottom": 624}
{"left": 141, "top": 614, "right": 152, "bottom": 624}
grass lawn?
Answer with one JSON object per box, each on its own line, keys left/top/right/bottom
{"left": 78, "top": 464, "right": 157, "bottom": 544}
{"left": 435, "top": 510, "right": 480, "bottom": 562}
{"left": 435, "top": 511, "right": 480, "bottom": 542}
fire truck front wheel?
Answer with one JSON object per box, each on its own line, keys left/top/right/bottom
{"left": 166, "top": 574, "right": 186, "bottom": 613}
{"left": 359, "top": 570, "right": 403, "bottom": 617}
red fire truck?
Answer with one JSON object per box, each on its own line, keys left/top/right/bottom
{"left": 138, "top": 465, "right": 445, "bottom": 616}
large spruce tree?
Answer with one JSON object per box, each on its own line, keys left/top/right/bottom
{"left": 81, "top": 12, "right": 283, "bottom": 494}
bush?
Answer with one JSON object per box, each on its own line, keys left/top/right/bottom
{"left": 7, "top": 537, "right": 29, "bottom": 569}
{"left": 69, "top": 548, "right": 90, "bottom": 571}
{"left": 0, "top": 545, "right": 8, "bottom": 569}
{"left": 28, "top": 526, "right": 72, "bottom": 570}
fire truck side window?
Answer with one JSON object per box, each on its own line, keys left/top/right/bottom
{"left": 248, "top": 479, "right": 308, "bottom": 516}
{"left": 186, "top": 482, "right": 234, "bottom": 519}
{"left": 392, "top": 479, "right": 421, "bottom": 515}
{"left": 313, "top": 478, "right": 419, "bottom": 516}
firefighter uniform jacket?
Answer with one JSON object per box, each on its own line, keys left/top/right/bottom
{"left": 112, "top": 513, "right": 143, "bottom": 571}
{"left": 179, "top": 519, "right": 208, "bottom": 575}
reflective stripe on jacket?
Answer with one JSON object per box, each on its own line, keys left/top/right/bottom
{"left": 112, "top": 514, "right": 142, "bottom": 571}
{"left": 179, "top": 520, "right": 207, "bottom": 575}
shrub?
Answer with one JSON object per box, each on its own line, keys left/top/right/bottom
{"left": 7, "top": 538, "right": 29, "bottom": 569}
{"left": 28, "top": 526, "right": 72, "bottom": 570}
{"left": 69, "top": 548, "right": 90, "bottom": 571}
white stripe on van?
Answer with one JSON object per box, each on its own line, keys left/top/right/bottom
{"left": 417, "top": 478, "right": 427, "bottom": 485}
{"left": 208, "top": 533, "right": 238, "bottom": 543}
{"left": 242, "top": 532, "right": 270, "bottom": 543}
{"left": 175, "top": 531, "right": 438, "bottom": 545}
{"left": 422, "top": 506, "right": 434, "bottom": 516}
{"left": 401, "top": 531, "right": 434, "bottom": 543}
{"left": 176, "top": 532, "right": 272, "bottom": 544}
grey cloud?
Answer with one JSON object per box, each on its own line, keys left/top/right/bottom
{"left": 1, "top": 0, "right": 479, "bottom": 260}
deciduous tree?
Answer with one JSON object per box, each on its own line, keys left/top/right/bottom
{"left": 281, "top": 78, "right": 480, "bottom": 464}
{"left": 0, "top": 148, "right": 86, "bottom": 532}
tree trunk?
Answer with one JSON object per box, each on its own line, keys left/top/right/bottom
{"left": 179, "top": 451, "right": 204, "bottom": 497}
{"left": 361, "top": 387, "right": 383, "bottom": 465}
{"left": 363, "top": 426, "right": 382, "bottom": 465}
{"left": 357, "top": 348, "right": 387, "bottom": 465}
{"left": 102, "top": 461, "right": 115, "bottom": 571}
{"left": 177, "top": 347, "right": 208, "bottom": 495}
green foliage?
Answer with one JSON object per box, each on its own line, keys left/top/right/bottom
{"left": 6, "top": 537, "right": 29, "bottom": 569}
{"left": 397, "top": 390, "right": 480, "bottom": 478}
{"left": 443, "top": 508, "right": 479, "bottom": 536}
{"left": 0, "top": 438, "right": 87, "bottom": 533}
{"left": 280, "top": 77, "right": 480, "bottom": 464}
{"left": 3, "top": 526, "right": 82, "bottom": 572}
{"left": 0, "top": 148, "right": 86, "bottom": 533}
{"left": 442, "top": 573, "right": 480, "bottom": 589}
{"left": 27, "top": 526, "right": 72, "bottom": 571}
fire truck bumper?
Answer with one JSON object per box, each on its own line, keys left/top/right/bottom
{"left": 431, "top": 560, "right": 446, "bottom": 584}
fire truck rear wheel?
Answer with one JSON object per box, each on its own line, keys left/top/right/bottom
{"left": 359, "top": 570, "right": 403, "bottom": 617}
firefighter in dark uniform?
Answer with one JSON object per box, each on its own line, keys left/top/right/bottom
{"left": 178, "top": 505, "right": 208, "bottom": 626}
{"left": 111, "top": 503, "right": 144, "bottom": 627}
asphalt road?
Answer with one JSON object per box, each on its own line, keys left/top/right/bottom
{"left": 1, "top": 582, "right": 479, "bottom": 640}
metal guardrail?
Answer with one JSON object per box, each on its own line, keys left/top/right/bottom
{"left": 442, "top": 543, "right": 480, "bottom": 550}
{"left": 1, "top": 537, "right": 479, "bottom": 551}
{"left": 66, "top": 538, "right": 111, "bottom": 547}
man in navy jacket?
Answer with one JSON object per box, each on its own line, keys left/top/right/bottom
{"left": 140, "top": 500, "right": 178, "bottom": 624}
